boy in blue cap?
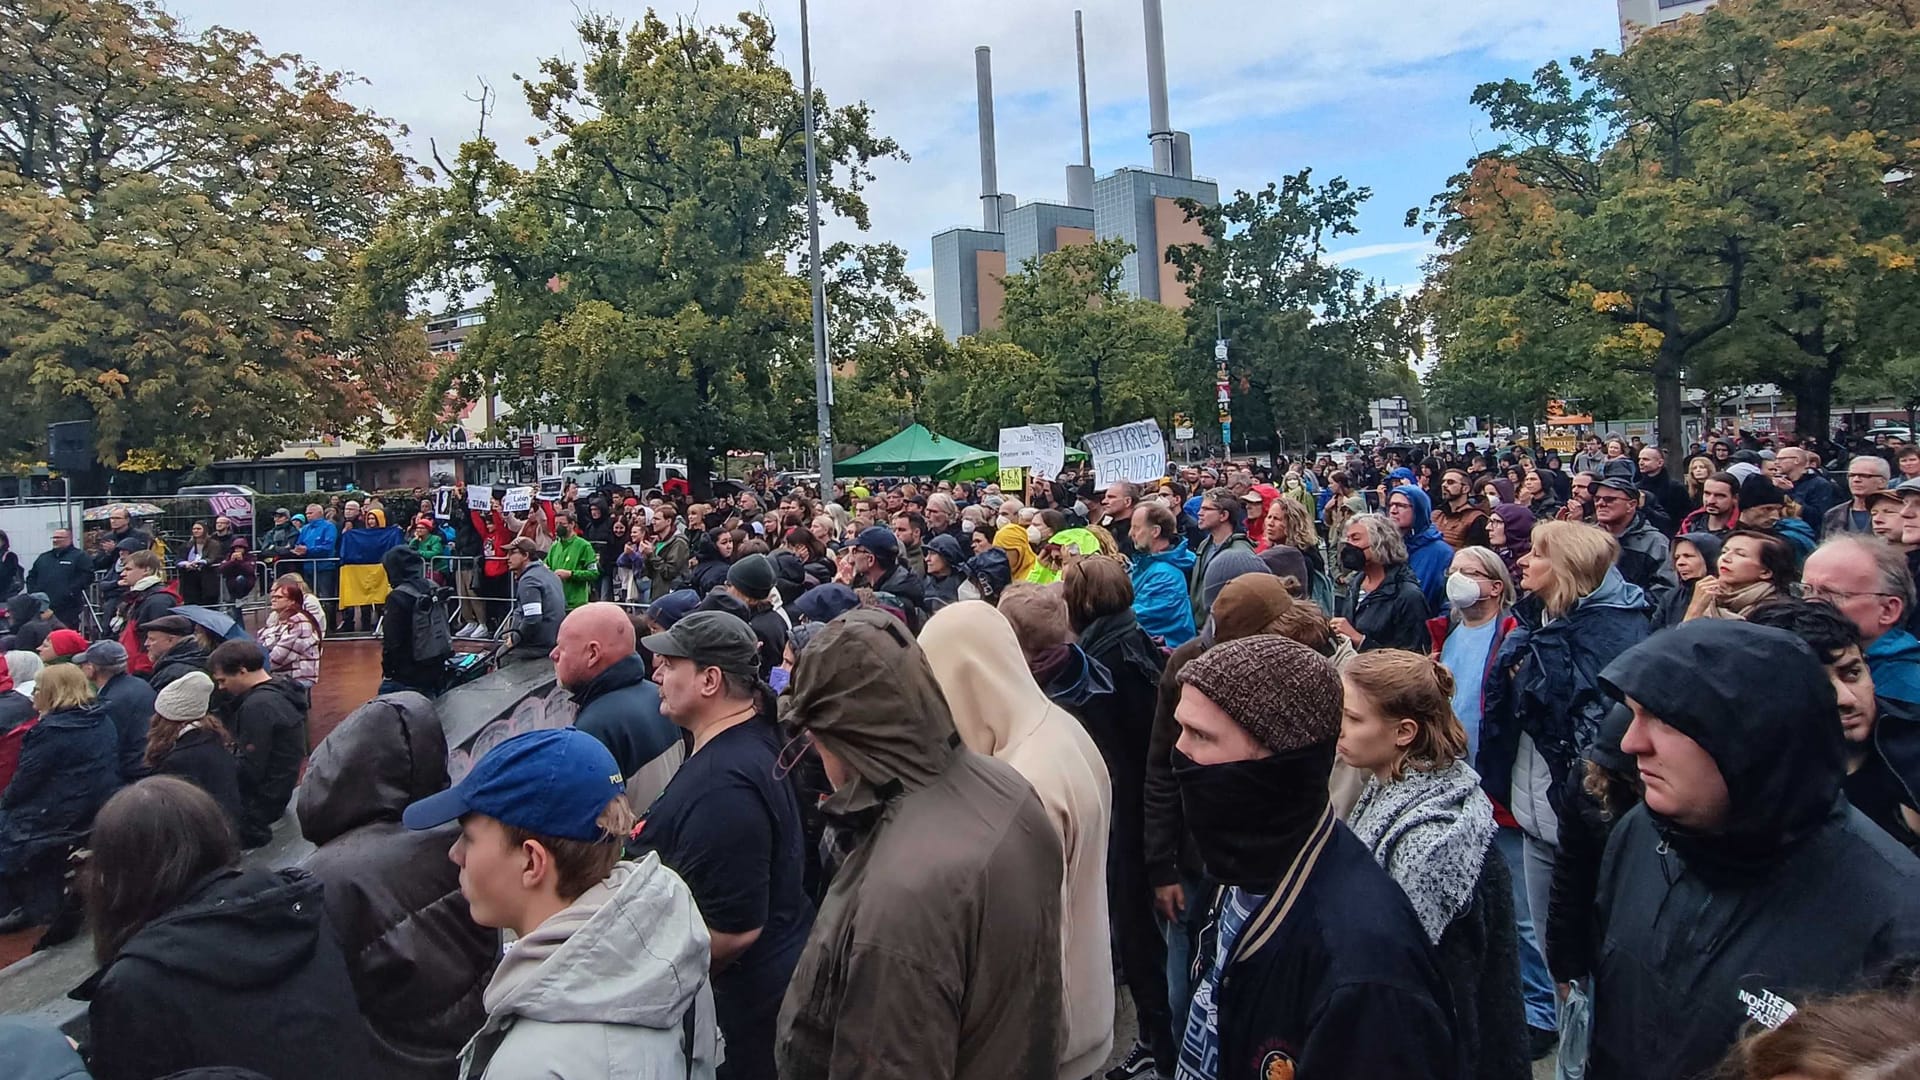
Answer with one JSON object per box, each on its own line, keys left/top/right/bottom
{"left": 405, "top": 728, "right": 721, "bottom": 1079}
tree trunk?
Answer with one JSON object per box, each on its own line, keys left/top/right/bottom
{"left": 688, "top": 455, "right": 713, "bottom": 501}
{"left": 1654, "top": 347, "right": 1685, "bottom": 479}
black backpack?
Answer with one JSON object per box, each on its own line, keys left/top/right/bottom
{"left": 396, "top": 580, "right": 454, "bottom": 664}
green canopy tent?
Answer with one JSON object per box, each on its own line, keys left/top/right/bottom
{"left": 836, "top": 424, "right": 986, "bottom": 476}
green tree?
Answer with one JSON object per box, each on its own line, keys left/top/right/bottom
{"left": 368, "top": 11, "right": 899, "bottom": 494}
{"left": 1170, "top": 172, "right": 1415, "bottom": 453}
{"left": 998, "top": 238, "right": 1185, "bottom": 431}
{"left": 1419, "top": 0, "right": 1920, "bottom": 454}
{"left": 921, "top": 339, "right": 1075, "bottom": 448}
{"left": 0, "top": 0, "right": 423, "bottom": 469}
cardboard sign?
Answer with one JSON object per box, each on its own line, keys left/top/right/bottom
{"left": 465, "top": 485, "right": 493, "bottom": 511}
{"left": 998, "top": 423, "right": 1066, "bottom": 479}
{"left": 997, "top": 467, "right": 1026, "bottom": 493}
{"left": 1083, "top": 419, "right": 1168, "bottom": 486}
{"left": 502, "top": 486, "right": 534, "bottom": 513}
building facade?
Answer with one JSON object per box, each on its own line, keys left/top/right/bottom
{"left": 1617, "top": 0, "right": 1715, "bottom": 44}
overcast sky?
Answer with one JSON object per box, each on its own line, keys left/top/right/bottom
{"left": 165, "top": 1, "right": 1620, "bottom": 306}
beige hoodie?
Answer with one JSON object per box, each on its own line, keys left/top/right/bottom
{"left": 921, "top": 601, "right": 1115, "bottom": 1080}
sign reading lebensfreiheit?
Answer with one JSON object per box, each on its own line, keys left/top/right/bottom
{"left": 1083, "top": 419, "right": 1167, "bottom": 487}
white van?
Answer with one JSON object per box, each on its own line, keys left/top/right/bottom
{"left": 559, "top": 460, "right": 688, "bottom": 492}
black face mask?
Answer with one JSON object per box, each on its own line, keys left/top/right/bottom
{"left": 1174, "top": 742, "right": 1335, "bottom": 891}
{"left": 1339, "top": 543, "right": 1369, "bottom": 572}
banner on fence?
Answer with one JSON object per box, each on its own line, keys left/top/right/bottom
{"left": 998, "top": 423, "right": 1066, "bottom": 479}
{"left": 207, "top": 493, "right": 254, "bottom": 525}
{"left": 1083, "top": 419, "right": 1167, "bottom": 486}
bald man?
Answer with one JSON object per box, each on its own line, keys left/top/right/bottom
{"left": 553, "top": 603, "right": 683, "bottom": 810}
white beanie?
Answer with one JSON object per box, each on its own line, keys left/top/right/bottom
{"left": 4, "top": 650, "right": 41, "bottom": 687}
{"left": 155, "top": 670, "right": 215, "bottom": 722}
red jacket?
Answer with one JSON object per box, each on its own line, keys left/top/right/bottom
{"left": 471, "top": 508, "right": 513, "bottom": 578}
{"left": 117, "top": 581, "right": 182, "bottom": 676}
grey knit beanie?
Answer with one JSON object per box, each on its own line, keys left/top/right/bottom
{"left": 1178, "top": 634, "right": 1342, "bottom": 754}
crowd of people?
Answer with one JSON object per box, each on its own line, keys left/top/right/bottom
{"left": 3, "top": 422, "right": 1920, "bottom": 1079}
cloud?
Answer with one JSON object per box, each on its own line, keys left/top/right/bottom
{"left": 1328, "top": 240, "right": 1438, "bottom": 264}
{"left": 164, "top": 0, "right": 1618, "bottom": 296}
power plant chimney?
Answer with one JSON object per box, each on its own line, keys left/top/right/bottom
{"left": 1066, "top": 10, "right": 1095, "bottom": 209}
{"left": 1141, "top": 0, "right": 1175, "bottom": 174}
{"left": 976, "top": 46, "right": 1003, "bottom": 232}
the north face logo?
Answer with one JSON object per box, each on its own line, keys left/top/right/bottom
{"left": 1737, "top": 986, "right": 1798, "bottom": 1029}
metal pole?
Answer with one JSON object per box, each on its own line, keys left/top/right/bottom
{"left": 801, "top": 0, "right": 834, "bottom": 492}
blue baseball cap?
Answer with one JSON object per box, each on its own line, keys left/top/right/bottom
{"left": 403, "top": 728, "right": 625, "bottom": 842}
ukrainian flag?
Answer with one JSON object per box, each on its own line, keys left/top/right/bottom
{"left": 338, "top": 526, "right": 405, "bottom": 608}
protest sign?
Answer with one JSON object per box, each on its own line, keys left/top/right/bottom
{"left": 502, "top": 486, "right": 534, "bottom": 513}
{"left": 999, "top": 423, "right": 1066, "bottom": 479}
{"left": 1083, "top": 419, "right": 1167, "bottom": 486}
{"left": 465, "top": 485, "right": 492, "bottom": 512}
{"left": 997, "top": 467, "right": 1026, "bottom": 493}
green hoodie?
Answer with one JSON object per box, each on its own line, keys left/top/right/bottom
{"left": 545, "top": 533, "right": 600, "bottom": 610}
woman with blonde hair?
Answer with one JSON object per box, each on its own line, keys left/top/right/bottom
{"left": 1339, "top": 650, "right": 1528, "bottom": 1080}
{"left": 0, "top": 663, "right": 118, "bottom": 934}
{"left": 1486, "top": 520, "right": 1651, "bottom": 976}
{"left": 1682, "top": 454, "right": 1717, "bottom": 506}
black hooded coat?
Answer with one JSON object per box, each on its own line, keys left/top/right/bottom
{"left": 296, "top": 694, "right": 497, "bottom": 1080}
{"left": 1588, "top": 621, "right": 1920, "bottom": 1080}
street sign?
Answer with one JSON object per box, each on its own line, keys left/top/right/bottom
{"left": 1214, "top": 339, "right": 1229, "bottom": 362}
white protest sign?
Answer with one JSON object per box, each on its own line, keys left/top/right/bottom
{"left": 502, "top": 486, "right": 534, "bottom": 513}
{"left": 998, "top": 426, "right": 1036, "bottom": 469}
{"left": 1083, "top": 419, "right": 1167, "bottom": 486}
{"left": 998, "top": 423, "right": 1067, "bottom": 479}
{"left": 465, "top": 485, "right": 493, "bottom": 512}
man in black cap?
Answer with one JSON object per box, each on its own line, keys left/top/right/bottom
{"left": 637, "top": 610, "right": 812, "bottom": 1080}
{"left": 1593, "top": 475, "right": 1678, "bottom": 616}
{"left": 1589, "top": 620, "right": 1920, "bottom": 1080}
{"left": 258, "top": 507, "right": 301, "bottom": 567}
{"left": 140, "top": 614, "right": 209, "bottom": 692}
{"left": 725, "top": 553, "right": 789, "bottom": 678}
{"left": 841, "top": 525, "right": 927, "bottom": 630}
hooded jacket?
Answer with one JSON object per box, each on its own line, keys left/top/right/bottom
{"left": 1866, "top": 627, "right": 1920, "bottom": 707}
{"left": 1605, "top": 515, "right": 1675, "bottom": 618}
{"left": 0, "top": 703, "right": 119, "bottom": 869}
{"left": 1661, "top": 532, "right": 1723, "bottom": 628}
{"left": 1345, "top": 561, "right": 1431, "bottom": 653}
{"left": 76, "top": 867, "right": 374, "bottom": 1080}
{"left": 1489, "top": 503, "right": 1534, "bottom": 579}
{"left": 458, "top": 855, "right": 720, "bottom": 1080}
{"left": 1483, "top": 570, "right": 1650, "bottom": 839}
{"left": 922, "top": 602, "right": 1115, "bottom": 1079}
{"left": 382, "top": 547, "right": 448, "bottom": 693}
{"left": 776, "top": 609, "right": 1065, "bottom": 1080}
{"left": 1392, "top": 484, "right": 1455, "bottom": 616}
{"left": 224, "top": 675, "right": 310, "bottom": 845}
{"left": 116, "top": 579, "right": 181, "bottom": 678}
{"left": 1589, "top": 622, "right": 1920, "bottom": 1080}
{"left": 543, "top": 529, "right": 600, "bottom": 610}
{"left": 1130, "top": 540, "right": 1198, "bottom": 647}
{"left": 296, "top": 694, "right": 497, "bottom": 1080}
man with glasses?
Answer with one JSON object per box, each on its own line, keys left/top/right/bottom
{"left": 637, "top": 610, "right": 811, "bottom": 1080}
{"left": 1593, "top": 476, "right": 1679, "bottom": 617}
{"left": 1804, "top": 535, "right": 1920, "bottom": 706}
{"left": 1824, "top": 456, "right": 1891, "bottom": 538}
{"left": 1186, "top": 488, "right": 1255, "bottom": 627}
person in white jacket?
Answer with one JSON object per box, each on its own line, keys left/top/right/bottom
{"left": 404, "top": 727, "right": 721, "bottom": 1079}
{"left": 921, "top": 598, "right": 1116, "bottom": 1080}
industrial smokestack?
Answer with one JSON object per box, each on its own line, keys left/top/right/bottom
{"left": 1075, "top": 11, "right": 1093, "bottom": 168}
{"left": 1141, "top": 0, "right": 1174, "bottom": 174}
{"left": 1066, "top": 11, "right": 1096, "bottom": 209}
{"left": 976, "top": 46, "right": 1002, "bottom": 232}
{"left": 1172, "top": 131, "right": 1193, "bottom": 179}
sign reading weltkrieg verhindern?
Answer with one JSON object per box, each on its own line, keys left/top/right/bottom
{"left": 1083, "top": 419, "right": 1167, "bottom": 487}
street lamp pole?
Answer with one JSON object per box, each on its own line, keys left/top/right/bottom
{"left": 800, "top": 0, "right": 834, "bottom": 492}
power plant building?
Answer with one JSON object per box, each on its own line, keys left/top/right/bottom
{"left": 932, "top": 1, "right": 1218, "bottom": 341}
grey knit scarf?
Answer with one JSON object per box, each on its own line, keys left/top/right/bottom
{"left": 1346, "top": 758, "right": 1496, "bottom": 944}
